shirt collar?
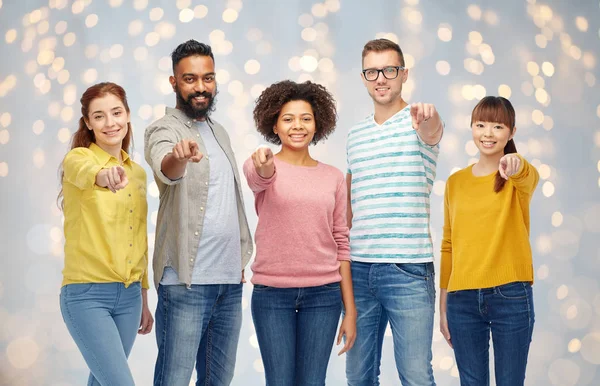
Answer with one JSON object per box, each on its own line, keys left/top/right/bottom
{"left": 165, "top": 106, "right": 213, "bottom": 129}
{"left": 89, "top": 142, "right": 131, "bottom": 166}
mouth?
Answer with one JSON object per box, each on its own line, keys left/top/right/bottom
{"left": 103, "top": 127, "right": 122, "bottom": 137}
{"left": 289, "top": 133, "right": 307, "bottom": 142}
{"left": 192, "top": 95, "right": 208, "bottom": 104}
{"left": 375, "top": 86, "right": 390, "bottom": 95}
{"left": 480, "top": 140, "right": 496, "bottom": 148}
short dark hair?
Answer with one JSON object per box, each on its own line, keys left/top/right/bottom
{"left": 171, "top": 40, "right": 214, "bottom": 71}
{"left": 362, "top": 38, "right": 405, "bottom": 67}
{"left": 253, "top": 81, "right": 337, "bottom": 145}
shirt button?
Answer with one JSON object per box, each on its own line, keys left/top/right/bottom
{"left": 197, "top": 133, "right": 200, "bottom": 137}
{"left": 194, "top": 231, "right": 199, "bottom": 236}
{"left": 190, "top": 258, "right": 194, "bottom": 262}
{"left": 129, "top": 244, "right": 132, "bottom": 247}
{"left": 205, "top": 182, "right": 208, "bottom": 186}
{"left": 200, "top": 207, "right": 204, "bottom": 211}
{"left": 128, "top": 260, "right": 132, "bottom": 264}
{"left": 130, "top": 226, "right": 132, "bottom": 230}
{"left": 206, "top": 156, "right": 209, "bottom": 160}
{"left": 128, "top": 194, "right": 131, "bottom": 197}
{"left": 247, "top": 251, "right": 251, "bottom": 255}
{"left": 129, "top": 210, "right": 133, "bottom": 213}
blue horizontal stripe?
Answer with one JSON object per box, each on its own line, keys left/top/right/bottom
{"left": 351, "top": 233, "right": 431, "bottom": 240}
{"left": 352, "top": 192, "right": 429, "bottom": 203}
{"left": 348, "top": 132, "right": 416, "bottom": 151}
{"left": 352, "top": 182, "right": 428, "bottom": 194}
{"left": 352, "top": 171, "right": 426, "bottom": 184}
{"left": 354, "top": 213, "right": 429, "bottom": 221}
{"left": 351, "top": 223, "right": 429, "bottom": 231}
{"left": 355, "top": 243, "right": 433, "bottom": 249}
{"left": 351, "top": 253, "right": 433, "bottom": 259}
{"left": 354, "top": 202, "right": 430, "bottom": 210}
{"left": 351, "top": 151, "right": 421, "bottom": 164}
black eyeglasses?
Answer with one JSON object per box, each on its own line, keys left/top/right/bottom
{"left": 362, "top": 66, "right": 405, "bottom": 81}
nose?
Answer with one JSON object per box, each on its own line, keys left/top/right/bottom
{"left": 194, "top": 79, "right": 206, "bottom": 93}
{"left": 105, "top": 114, "right": 115, "bottom": 127}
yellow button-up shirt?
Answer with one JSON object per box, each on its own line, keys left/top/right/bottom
{"left": 62, "top": 143, "right": 149, "bottom": 289}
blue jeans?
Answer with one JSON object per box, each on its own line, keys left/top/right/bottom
{"left": 346, "top": 262, "right": 436, "bottom": 386}
{"left": 153, "top": 283, "right": 243, "bottom": 386}
{"left": 251, "top": 283, "right": 342, "bottom": 386}
{"left": 447, "top": 281, "right": 535, "bottom": 386}
{"left": 60, "top": 282, "right": 142, "bottom": 386}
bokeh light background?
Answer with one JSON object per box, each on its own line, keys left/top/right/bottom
{"left": 1, "top": 0, "right": 599, "bottom": 385}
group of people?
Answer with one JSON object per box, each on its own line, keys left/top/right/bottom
{"left": 58, "top": 38, "right": 539, "bottom": 386}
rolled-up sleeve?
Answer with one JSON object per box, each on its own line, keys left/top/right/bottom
{"left": 63, "top": 148, "right": 104, "bottom": 190}
{"left": 144, "top": 124, "right": 181, "bottom": 186}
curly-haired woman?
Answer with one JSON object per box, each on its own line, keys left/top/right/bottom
{"left": 243, "top": 80, "right": 356, "bottom": 386}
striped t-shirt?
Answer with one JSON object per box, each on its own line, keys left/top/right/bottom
{"left": 346, "top": 105, "right": 439, "bottom": 263}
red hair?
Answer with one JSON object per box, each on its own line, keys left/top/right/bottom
{"left": 57, "top": 82, "right": 133, "bottom": 208}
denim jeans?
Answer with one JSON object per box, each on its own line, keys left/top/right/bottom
{"left": 153, "top": 283, "right": 243, "bottom": 386}
{"left": 251, "top": 283, "right": 342, "bottom": 386}
{"left": 60, "top": 282, "right": 142, "bottom": 386}
{"left": 346, "top": 262, "right": 436, "bottom": 386}
{"left": 447, "top": 281, "right": 535, "bottom": 386}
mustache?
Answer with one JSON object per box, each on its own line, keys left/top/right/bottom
{"left": 187, "top": 91, "right": 212, "bottom": 101}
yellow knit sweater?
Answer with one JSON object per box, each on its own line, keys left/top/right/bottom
{"left": 440, "top": 155, "right": 539, "bottom": 291}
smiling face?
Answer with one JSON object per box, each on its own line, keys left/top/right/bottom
{"left": 86, "top": 93, "right": 130, "bottom": 155}
{"left": 361, "top": 49, "right": 408, "bottom": 106}
{"left": 274, "top": 100, "right": 316, "bottom": 152}
{"left": 170, "top": 54, "right": 217, "bottom": 120}
{"left": 471, "top": 120, "right": 515, "bottom": 157}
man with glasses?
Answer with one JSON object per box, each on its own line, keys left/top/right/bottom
{"left": 345, "top": 38, "right": 443, "bottom": 385}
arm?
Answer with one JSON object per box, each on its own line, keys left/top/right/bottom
{"left": 499, "top": 154, "right": 539, "bottom": 194}
{"left": 63, "top": 148, "right": 104, "bottom": 190}
{"left": 346, "top": 173, "right": 353, "bottom": 229}
{"left": 138, "top": 288, "right": 154, "bottom": 334}
{"left": 410, "top": 103, "right": 443, "bottom": 146}
{"left": 332, "top": 176, "right": 355, "bottom": 354}
{"left": 440, "top": 182, "right": 452, "bottom": 347}
{"left": 242, "top": 147, "right": 276, "bottom": 193}
{"left": 144, "top": 125, "right": 202, "bottom": 184}
{"left": 337, "top": 260, "right": 356, "bottom": 355}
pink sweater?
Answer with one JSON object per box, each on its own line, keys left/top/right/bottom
{"left": 243, "top": 156, "right": 350, "bottom": 288}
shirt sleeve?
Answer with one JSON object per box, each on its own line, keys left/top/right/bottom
{"left": 242, "top": 156, "right": 277, "bottom": 193}
{"left": 440, "top": 179, "right": 453, "bottom": 289}
{"left": 62, "top": 148, "right": 103, "bottom": 190}
{"left": 144, "top": 123, "right": 182, "bottom": 186}
{"left": 333, "top": 175, "right": 351, "bottom": 261}
{"left": 510, "top": 154, "right": 539, "bottom": 195}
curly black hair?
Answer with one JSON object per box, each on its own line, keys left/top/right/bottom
{"left": 253, "top": 80, "right": 337, "bottom": 145}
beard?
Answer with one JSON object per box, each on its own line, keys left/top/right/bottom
{"left": 175, "top": 86, "right": 217, "bottom": 120}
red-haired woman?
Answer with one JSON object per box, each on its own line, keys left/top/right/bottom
{"left": 59, "top": 82, "right": 153, "bottom": 386}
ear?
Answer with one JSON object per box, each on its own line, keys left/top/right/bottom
{"left": 273, "top": 125, "right": 278, "bottom": 134}
{"left": 169, "top": 75, "right": 176, "bottom": 91}
{"left": 361, "top": 71, "right": 368, "bottom": 88}
{"left": 510, "top": 126, "right": 517, "bottom": 140}
{"left": 84, "top": 118, "right": 91, "bottom": 130}
{"left": 401, "top": 68, "right": 409, "bottom": 84}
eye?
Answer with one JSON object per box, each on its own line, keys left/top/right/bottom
{"left": 366, "top": 69, "right": 377, "bottom": 76}
{"left": 184, "top": 77, "right": 194, "bottom": 83}
{"left": 94, "top": 115, "right": 103, "bottom": 120}
{"left": 476, "top": 123, "right": 483, "bottom": 128}
{"left": 114, "top": 111, "right": 122, "bottom": 116}
{"left": 494, "top": 125, "right": 503, "bottom": 130}
{"left": 384, "top": 67, "right": 396, "bottom": 73}
{"left": 204, "top": 75, "right": 215, "bottom": 82}
{"left": 303, "top": 116, "right": 312, "bottom": 121}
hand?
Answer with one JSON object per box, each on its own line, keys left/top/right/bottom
{"left": 172, "top": 139, "right": 203, "bottom": 163}
{"left": 336, "top": 311, "right": 357, "bottom": 355}
{"left": 499, "top": 154, "right": 521, "bottom": 180}
{"left": 440, "top": 313, "right": 452, "bottom": 348}
{"left": 252, "top": 146, "right": 274, "bottom": 178}
{"left": 97, "top": 166, "right": 128, "bottom": 193}
{"left": 410, "top": 102, "right": 437, "bottom": 131}
{"left": 138, "top": 303, "right": 154, "bottom": 335}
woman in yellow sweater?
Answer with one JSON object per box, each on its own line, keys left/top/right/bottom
{"left": 439, "top": 96, "right": 539, "bottom": 386}
{"left": 59, "top": 82, "right": 153, "bottom": 385}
